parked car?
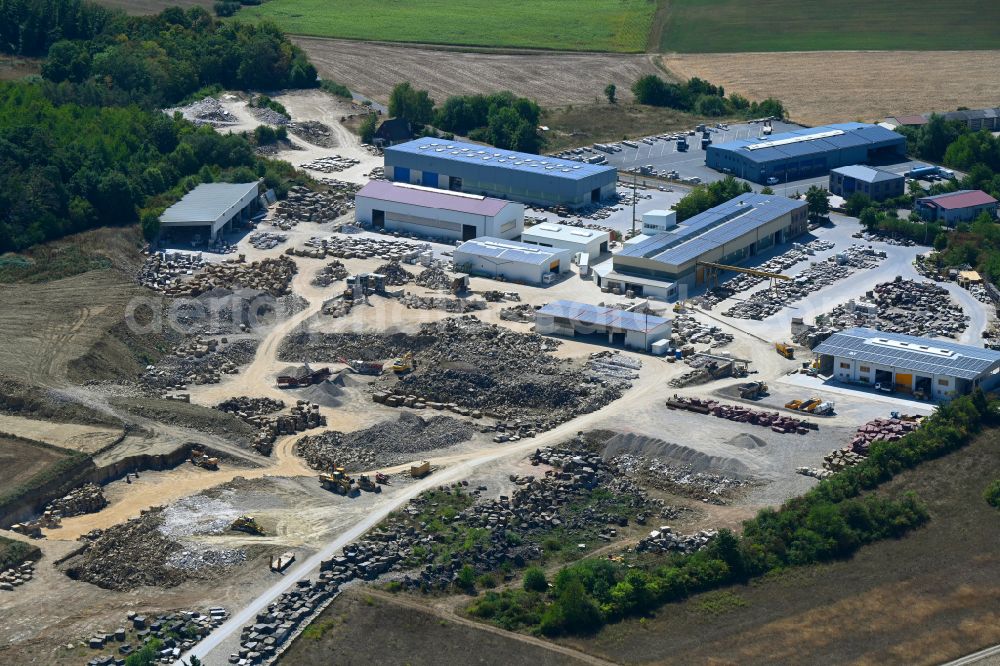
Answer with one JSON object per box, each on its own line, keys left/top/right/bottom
{"left": 766, "top": 177, "right": 780, "bottom": 185}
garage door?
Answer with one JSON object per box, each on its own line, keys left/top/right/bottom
{"left": 895, "top": 372, "right": 913, "bottom": 393}
{"left": 394, "top": 166, "right": 410, "bottom": 183}
{"left": 421, "top": 171, "right": 438, "bottom": 187}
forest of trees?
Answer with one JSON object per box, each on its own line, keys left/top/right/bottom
{"left": 0, "top": 1, "right": 317, "bottom": 251}
{"left": 631, "top": 74, "right": 787, "bottom": 120}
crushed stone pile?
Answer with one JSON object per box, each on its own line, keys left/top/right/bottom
{"left": 297, "top": 411, "right": 474, "bottom": 470}
{"left": 414, "top": 266, "right": 452, "bottom": 290}
{"left": 288, "top": 120, "right": 336, "bottom": 148}
{"left": 163, "top": 97, "right": 236, "bottom": 126}
{"left": 374, "top": 260, "right": 414, "bottom": 285}
{"left": 312, "top": 260, "right": 349, "bottom": 286}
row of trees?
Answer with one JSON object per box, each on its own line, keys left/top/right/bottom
{"left": 473, "top": 391, "right": 992, "bottom": 636}
{"left": 631, "top": 74, "right": 786, "bottom": 120}
{"left": 673, "top": 176, "right": 751, "bottom": 221}
{"left": 386, "top": 82, "right": 544, "bottom": 153}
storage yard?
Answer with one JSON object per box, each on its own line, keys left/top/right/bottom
{"left": 2, "top": 55, "right": 998, "bottom": 666}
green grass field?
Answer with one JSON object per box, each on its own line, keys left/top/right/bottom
{"left": 659, "top": 0, "right": 1000, "bottom": 52}
{"left": 233, "top": 0, "right": 656, "bottom": 52}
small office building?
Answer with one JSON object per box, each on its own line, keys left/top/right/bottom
{"left": 452, "top": 237, "right": 571, "bottom": 285}
{"left": 534, "top": 300, "right": 671, "bottom": 351}
{"left": 354, "top": 180, "right": 523, "bottom": 241}
{"left": 813, "top": 327, "right": 1000, "bottom": 400}
{"left": 159, "top": 181, "right": 262, "bottom": 242}
{"left": 520, "top": 223, "right": 610, "bottom": 258}
{"left": 828, "top": 165, "right": 905, "bottom": 201}
{"left": 915, "top": 190, "right": 998, "bottom": 225}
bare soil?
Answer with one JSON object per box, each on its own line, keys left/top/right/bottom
{"left": 0, "top": 415, "right": 121, "bottom": 454}
{"left": 661, "top": 51, "right": 1000, "bottom": 126}
{"left": 558, "top": 428, "right": 1000, "bottom": 665}
{"left": 0, "top": 55, "right": 40, "bottom": 81}
{"left": 0, "top": 435, "right": 70, "bottom": 498}
{"left": 295, "top": 37, "right": 664, "bottom": 106}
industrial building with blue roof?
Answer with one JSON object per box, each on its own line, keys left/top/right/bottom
{"left": 384, "top": 137, "right": 617, "bottom": 209}
{"left": 813, "top": 327, "right": 1000, "bottom": 400}
{"left": 706, "top": 123, "right": 906, "bottom": 184}
{"left": 601, "top": 192, "right": 807, "bottom": 300}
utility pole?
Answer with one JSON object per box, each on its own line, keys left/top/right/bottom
{"left": 631, "top": 174, "right": 638, "bottom": 238}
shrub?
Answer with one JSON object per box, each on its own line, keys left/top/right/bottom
{"left": 522, "top": 566, "right": 548, "bottom": 592}
{"left": 985, "top": 479, "right": 1000, "bottom": 509}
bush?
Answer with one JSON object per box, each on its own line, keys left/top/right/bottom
{"left": 320, "top": 80, "right": 353, "bottom": 99}
{"left": 523, "top": 566, "right": 548, "bottom": 592}
{"left": 985, "top": 479, "right": 1000, "bottom": 509}
{"left": 456, "top": 564, "right": 476, "bottom": 591}
{"left": 213, "top": 2, "right": 240, "bottom": 17}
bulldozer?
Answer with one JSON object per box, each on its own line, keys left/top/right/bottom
{"left": 320, "top": 467, "right": 360, "bottom": 497}
{"left": 775, "top": 342, "right": 795, "bottom": 359}
{"left": 230, "top": 515, "right": 265, "bottom": 536}
{"left": 357, "top": 474, "right": 382, "bottom": 493}
{"left": 391, "top": 351, "right": 415, "bottom": 374}
{"left": 190, "top": 447, "right": 219, "bottom": 470}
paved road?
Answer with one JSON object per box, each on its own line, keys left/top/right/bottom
{"left": 942, "top": 644, "right": 1000, "bottom": 666}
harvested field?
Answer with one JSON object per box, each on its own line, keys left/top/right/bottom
{"left": 295, "top": 37, "right": 664, "bottom": 106}
{"left": 280, "top": 587, "right": 583, "bottom": 666}
{"left": 661, "top": 51, "right": 1000, "bottom": 126}
{"left": 0, "top": 435, "right": 72, "bottom": 499}
{"left": 95, "top": 0, "right": 212, "bottom": 14}
{"left": 560, "top": 428, "right": 1000, "bottom": 665}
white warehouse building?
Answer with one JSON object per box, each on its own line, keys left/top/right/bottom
{"left": 354, "top": 180, "right": 523, "bottom": 242}
{"left": 535, "top": 300, "right": 671, "bottom": 351}
{"left": 159, "top": 181, "right": 262, "bottom": 242}
{"left": 452, "top": 237, "right": 571, "bottom": 285}
{"left": 520, "top": 223, "right": 610, "bottom": 258}
{"left": 813, "top": 327, "right": 1000, "bottom": 401}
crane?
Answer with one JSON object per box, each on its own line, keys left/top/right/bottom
{"left": 696, "top": 261, "right": 791, "bottom": 290}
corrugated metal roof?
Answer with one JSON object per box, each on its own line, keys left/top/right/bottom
{"left": 813, "top": 327, "right": 1000, "bottom": 380}
{"left": 454, "top": 236, "right": 568, "bottom": 266}
{"left": 710, "top": 123, "right": 905, "bottom": 165}
{"left": 918, "top": 189, "right": 997, "bottom": 210}
{"left": 616, "top": 193, "right": 804, "bottom": 266}
{"left": 521, "top": 223, "right": 609, "bottom": 244}
{"left": 537, "top": 300, "right": 669, "bottom": 333}
{"left": 831, "top": 165, "right": 903, "bottom": 183}
{"left": 386, "top": 136, "right": 614, "bottom": 181}
{"left": 356, "top": 180, "right": 512, "bottom": 216}
{"left": 160, "top": 182, "right": 259, "bottom": 224}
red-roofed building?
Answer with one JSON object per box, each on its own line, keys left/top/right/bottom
{"left": 916, "top": 189, "right": 998, "bottom": 225}
{"left": 355, "top": 180, "right": 524, "bottom": 241}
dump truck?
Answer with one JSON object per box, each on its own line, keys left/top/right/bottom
{"left": 738, "top": 381, "right": 768, "bottom": 399}
{"left": 775, "top": 342, "right": 795, "bottom": 359}
{"left": 676, "top": 138, "right": 688, "bottom": 152}
{"left": 320, "top": 468, "right": 360, "bottom": 497}
{"left": 391, "top": 352, "right": 415, "bottom": 374}
{"left": 357, "top": 474, "right": 382, "bottom": 493}
{"left": 189, "top": 447, "right": 219, "bottom": 470}
{"left": 410, "top": 460, "right": 431, "bottom": 478}
{"left": 799, "top": 398, "right": 822, "bottom": 412}
{"left": 784, "top": 399, "right": 803, "bottom": 410}
{"left": 230, "top": 515, "right": 265, "bottom": 536}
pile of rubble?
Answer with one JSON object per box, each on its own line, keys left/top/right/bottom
{"left": 390, "top": 316, "right": 628, "bottom": 423}
{"left": 481, "top": 290, "right": 521, "bottom": 303}
{"left": 0, "top": 560, "right": 34, "bottom": 592}
{"left": 671, "top": 313, "right": 734, "bottom": 347}
{"left": 137, "top": 251, "right": 205, "bottom": 293}
{"left": 297, "top": 411, "right": 473, "bottom": 469}
{"left": 694, "top": 239, "right": 836, "bottom": 308}
{"left": 321, "top": 294, "right": 355, "bottom": 318}
{"left": 248, "top": 104, "right": 290, "bottom": 126}
{"left": 635, "top": 526, "right": 717, "bottom": 554}
{"left": 288, "top": 120, "right": 335, "bottom": 147}
{"left": 163, "top": 97, "right": 236, "bottom": 127}
{"left": 289, "top": 235, "right": 425, "bottom": 261}
{"left": 414, "top": 266, "right": 453, "bottom": 290}
{"left": 312, "top": 260, "right": 349, "bottom": 286}
{"left": 249, "top": 232, "right": 288, "bottom": 251}
{"left": 820, "top": 277, "right": 967, "bottom": 338}
{"left": 271, "top": 185, "right": 356, "bottom": 228}
{"left": 215, "top": 397, "right": 325, "bottom": 456}
{"left": 500, "top": 303, "right": 536, "bottom": 322}
{"left": 155, "top": 256, "right": 297, "bottom": 298}
{"left": 367, "top": 166, "right": 385, "bottom": 179}
{"left": 613, "top": 453, "right": 753, "bottom": 502}
{"left": 667, "top": 395, "right": 813, "bottom": 434}
{"left": 374, "top": 260, "right": 414, "bottom": 285}
{"left": 300, "top": 155, "right": 360, "bottom": 174}
{"left": 45, "top": 483, "right": 107, "bottom": 520}
{"left": 85, "top": 608, "right": 228, "bottom": 664}
{"left": 723, "top": 245, "right": 885, "bottom": 320}
{"left": 848, "top": 416, "right": 921, "bottom": 455}
{"left": 586, "top": 351, "right": 642, "bottom": 381}
{"left": 398, "top": 293, "right": 486, "bottom": 312}
{"left": 143, "top": 337, "right": 257, "bottom": 389}
{"left": 64, "top": 507, "right": 243, "bottom": 591}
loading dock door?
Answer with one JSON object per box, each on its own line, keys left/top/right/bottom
{"left": 422, "top": 171, "right": 438, "bottom": 187}
{"left": 895, "top": 372, "right": 913, "bottom": 393}
{"left": 591, "top": 188, "right": 600, "bottom": 203}
{"left": 462, "top": 224, "right": 476, "bottom": 241}
{"left": 372, "top": 210, "right": 385, "bottom": 229}
{"left": 394, "top": 167, "right": 410, "bottom": 183}
{"left": 549, "top": 260, "right": 560, "bottom": 272}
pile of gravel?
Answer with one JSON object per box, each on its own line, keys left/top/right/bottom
{"left": 374, "top": 260, "right": 414, "bottom": 286}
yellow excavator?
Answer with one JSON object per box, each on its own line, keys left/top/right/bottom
{"left": 320, "top": 467, "right": 360, "bottom": 497}
{"left": 391, "top": 351, "right": 415, "bottom": 374}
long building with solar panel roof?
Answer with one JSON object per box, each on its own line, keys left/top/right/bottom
{"left": 384, "top": 137, "right": 617, "bottom": 209}
{"left": 706, "top": 122, "right": 906, "bottom": 184}
{"left": 600, "top": 193, "right": 807, "bottom": 300}
{"left": 813, "top": 327, "right": 1000, "bottom": 400}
